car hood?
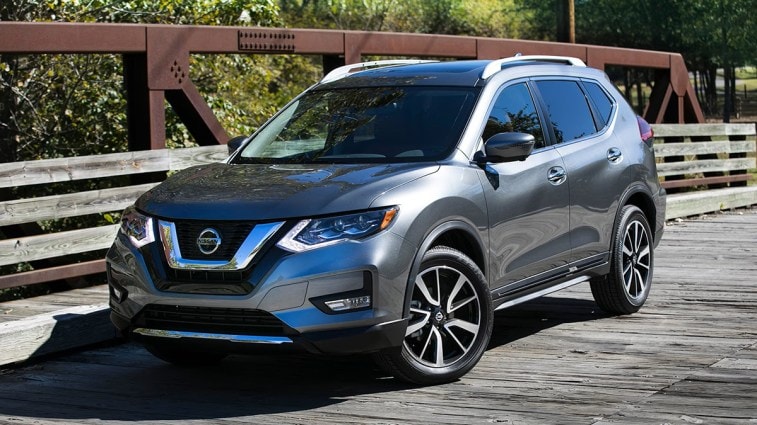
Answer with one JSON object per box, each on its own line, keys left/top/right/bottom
{"left": 136, "top": 162, "right": 439, "bottom": 221}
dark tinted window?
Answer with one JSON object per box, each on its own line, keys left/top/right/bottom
{"left": 483, "top": 83, "right": 545, "bottom": 149}
{"left": 583, "top": 81, "right": 614, "bottom": 127}
{"left": 235, "top": 86, "right": 478, "bottom": 164}
{"left": 535, "top": 80, "right": 596, "bottom": 144}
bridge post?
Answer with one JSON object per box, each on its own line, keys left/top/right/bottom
{"left": 123, "top": 54, "right": 166, "bottom": 151}
{"left": 322, "top": 55, "right": 346, "bottom": 75}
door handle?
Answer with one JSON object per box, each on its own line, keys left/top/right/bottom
{"left": 547, "top": 166, "right": 566, "bottom": 185}
{"left": 607, "top": 147, "right": 623, "bottom": 163}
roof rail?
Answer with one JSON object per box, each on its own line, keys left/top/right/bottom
{"left": 321, "top": 59, "right": 437, "bottom": 83}
{"left": 481, "top": 55, "right": 586, "bottom": 79}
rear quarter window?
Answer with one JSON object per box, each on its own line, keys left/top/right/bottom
{"left": 583, "top": 81, "right": 615, "bottom": 128}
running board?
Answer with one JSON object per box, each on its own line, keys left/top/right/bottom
{"left": 493, "top": 275, "right": 591, "bottom": 311}
{"left": 133, "top": 328, "right": 293, "bottom": 345}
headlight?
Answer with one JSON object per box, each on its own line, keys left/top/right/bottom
{"left": 277, "top": 207, "right": 398, "bottom": 252}
{"left": 120, "top": 205, "right": 155, "bottom": 248}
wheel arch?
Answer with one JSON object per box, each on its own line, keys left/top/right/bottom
{"left": 617, "top": 185, "right": 657, "bottom": 241}
{"left": 402, "top": 221, "right": 487, "bottom": 317}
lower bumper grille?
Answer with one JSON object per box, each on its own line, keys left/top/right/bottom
{"left": 157, "top": 269, "right": 254, "bottom": 295}
{"left": 135, "top": 305, "right": 292, "bottom": 336}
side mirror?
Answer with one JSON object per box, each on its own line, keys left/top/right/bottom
{"left": 227, "top": 135, "right": 248, "bottom": 155}
{"left": 479, "top": 132, "right": 535, "bottom": 163}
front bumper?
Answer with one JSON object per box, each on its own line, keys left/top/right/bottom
{"left": 111, "top": 309, "right": 408, "bottom": 355}
{"left": 107, "top": 226, "right": 416, "bottom": 355}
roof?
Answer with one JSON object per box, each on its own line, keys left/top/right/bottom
{"left": 317, "top": 56, "right": 589, "bottom": 89}
{"left": 318, "top": 60, "right": 490, "bottom": 88}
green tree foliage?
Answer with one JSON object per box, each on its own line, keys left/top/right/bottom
{"left": 279, "top": 0, "right": 526, "bottom": 38}
{"left": 578, "top": 0, "right": 755, "bottom": 118}
{"left": 0, "top": 0, "right": 310, "bottom": 162}
{"left": 280, "top": 0, "right": 394, "bottom": 30}
{"left": 517, "top": 0, "right": 756, "bottom": 117}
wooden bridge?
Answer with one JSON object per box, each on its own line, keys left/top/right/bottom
{"left": 1, "top": 22, "right": 752, "bottom": 291}
{"left": 0, "top": 208, "right": 755, "bottom": 424}
{"left": 0, "top": 22, "right": 755, "bottom": 422}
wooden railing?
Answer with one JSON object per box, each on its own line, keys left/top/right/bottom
{"left": 654, "top": 123, "right": 756, "bottom": 218}
{"left": 655, "top": 123, "right": 755, "bottom": 189}
{"left": 0, "top": 145, "right": 228, "bottom": 290}
{"left": 1, "top": 123, "right": 755, "bottom": 290}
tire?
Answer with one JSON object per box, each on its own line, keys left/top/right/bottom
{"left": 374, "top": 246, "right": 493, "bottom": 385}
{"left": 591, "top": 205, "right": 654, "bottom": 315}
{"left": 143, "top": 340, "right": 227, "bottom": 366}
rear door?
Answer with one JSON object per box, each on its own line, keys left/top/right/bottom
{"left": 533, "top": 79, "right": 621, "bottom": 267}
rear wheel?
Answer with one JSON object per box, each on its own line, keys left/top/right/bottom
{"left": 374, "top": 246, "right": 492, "bottom": 385}
{"left": 143, "top": 340, "right": 227, "bottom": 366}
{"left": 591, "top": 205, "right": 653, "bottom": 314}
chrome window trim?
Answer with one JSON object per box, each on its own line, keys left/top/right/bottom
{"left": 158, "top": 220, "right": 285, "bottom": 271}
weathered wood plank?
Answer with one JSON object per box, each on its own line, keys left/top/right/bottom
{"left": 0, "top": 287, "right": 109, "bottom": 319}
{"left": 653, "top": 140, "right": 755, "bottom": 157}
{"left": 167, "top": 145, "right": 228, "bottom": 171}
{"left": 665, "top": 186, "right": 757, "bottom": 219}
{"left": 0, "top": 150, "right": 171, "bottom": 189}
{"left": 0, "top": 224, "right": 118, "bottom": 267}
{"left": 656, "top": 157, "right": 755, "bottom": 177}
{"left": 0, "top": 304, "right": 114, "bottom": 366}
{"left": 653, "top": 122, "right": 756, "bottom": 137}
{"left": 0, "top": 145, "right": 227, "bottom": 189}
{"left": 0, "top": 183, "right": 157, "bottom": 226}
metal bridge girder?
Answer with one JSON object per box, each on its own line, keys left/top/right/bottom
{"left": 0, "top": 22, "right": 705, "bottom": 153}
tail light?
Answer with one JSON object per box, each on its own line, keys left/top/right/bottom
{"left": 636, "top": 116, "right": 654, "bottom": 148}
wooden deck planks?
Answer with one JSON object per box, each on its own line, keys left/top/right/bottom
{"left": 0, "top": 208, "right": 755, "bottom": 424}
{"left": 0, "top": 286, "right": 109, "bottom": 323}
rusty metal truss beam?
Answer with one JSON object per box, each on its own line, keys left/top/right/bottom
{"left": 0, "top": 22, "right": 704, "bottom": 152}
{"left": 0, "top": 22, "right": 707, "bottom": 289}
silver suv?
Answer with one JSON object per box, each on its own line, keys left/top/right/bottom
{"left": 107, "top": 56, "right": 666, "bottom": 384}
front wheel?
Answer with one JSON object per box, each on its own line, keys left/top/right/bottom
{"left": 374, "top": 246, "right": 492, "bottom": 385}
{"left": 591, "top": 205, "right": 654, "bottom": 314}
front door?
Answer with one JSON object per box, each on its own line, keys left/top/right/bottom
{"left": 479, "top": 82, "right": 571, "bottom": 292}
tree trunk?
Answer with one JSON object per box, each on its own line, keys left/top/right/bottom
{"left": 723, "top": 65, "right": 731, "bottom": 123}
{"left": 624, "top": 69, "right": 632, "bottom": 104}
{"left": 556, "top": 0, "right": 575, "bottom": 43}
{"left": 0, "top": 54, "right": 18, "bottom": 164}
{"left": 730, "top": 68, "right": 737, "bottom": 118}
{"left": 636, "top": 70, "right": 644, "bottom": 113}
{"left": 707, "top": 66, "right": 718, "bottom": 115}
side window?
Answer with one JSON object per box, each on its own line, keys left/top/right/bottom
{"left": 583, "top": 81, "right": 614, "bottom": 128}
{"left": 535, "top": 80, "right": 597, "bottom": 144}
{"left": 483, "top": 83, "right": 545, "bottom": 149}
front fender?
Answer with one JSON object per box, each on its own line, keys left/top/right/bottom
{"left": 400, "top": 219, "right": 487, "bottom": 317}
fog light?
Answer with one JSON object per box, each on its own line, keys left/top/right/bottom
{"left": 325, "top": 295, "right": 371, "bottom": 312}
{"left": 109, "top": 283, "right": 128, "bottom": 304}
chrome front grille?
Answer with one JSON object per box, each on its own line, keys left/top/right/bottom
{"left": 158, "top": 220, "right": 285, "bottom": 271}
{"left": 174, "top": 221, "right": 254, "bottom": 260}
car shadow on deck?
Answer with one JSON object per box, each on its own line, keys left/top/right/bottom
{"left": 489, "top": 296, "right": 609, "bottom": 349}
{"left": 0, "top": 296, "right": 607, "bottom": 422}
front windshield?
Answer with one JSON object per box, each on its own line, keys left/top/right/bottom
{"left": 234, "top": 86, "right": 479, "bottom": 164}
